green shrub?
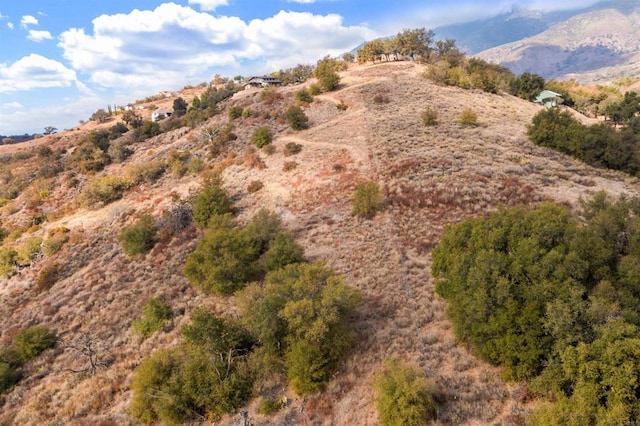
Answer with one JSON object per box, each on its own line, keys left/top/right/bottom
{"left": 191, "top": 181, "right": 233, "bottom": 229}
{"left": 11, "top": 326, "right": 57, "bottom": 365}
{"left": 81, "top": 175, "right": 131, "bottom": 208}
{"left": 181, "top": 307, "right": 254, "bottom": 355}
{"left": 239, "top": 262, "right": 361, "bottom": 395}
{"left": 421, "top": 106, "right": 438, "bottom": 126}
{"left": 257, "top": 396, "right": 284, "bottom": 415}
{"left": 119, "top": 215, "right": 157, "bottom": 256}
{"left": 16, "top": 237, "right": 42, "bottom": 265}
{"left": 36, "top": 262, "right": 59, "bottom": 291}
{"left": 263, "top": 144, "right": 276, "bottom": 155}
{"left": 42, "top": 228, "right": 70, "bottom": 256}
{"left": 352, "top": 182, "right": 385, "bottom": 218}
{"left": 183, "top": 225, "right": 261, "bottom": 295}
{"left": 286, "top": 106, "right": 309, "bottom": 130}
{"left": 125, "top": 161, "right": 166, "bottom": 184}
{"left": 130, "top": 344, "right": 253, "bottom": 424}
{"left": 133, "top": 120, "right": 161, "bottom": 142}
{"left": 295, "top": 89, "right": 313, "bottom": 104}
{"left": 309, "top": 84, "right": 321, "bottom": 96}
{"left": 284, "top": 142, "right": 302, "bottom": 156}
{"left": 252, "top": 126, "right": 273, "bottom": 148}
{"left": 262, "top": 232, "right": 305, "bottom": 271}
{"left": 0, "top": 247, "right": 17, "bottom": 277}
{"left": 168, "top": 150, "right": 191, "bottom": 177}
{"left": 0, "top": 361, "right": 20, "bottom": 394}
{"left": 228, "top": 106, "right": 244, "bottom": 120}
{"left": 107, "top": 141, "right": 133, "bottom": 163}
{"left": 458, "top": 107, "right": 478, "bottom": 126}
{"left": 186, "top": 157, "right": 204, "bottom": 175}
{"left": 374, "top": 359, "right": 438, "bottom": 426}
{"left": 132, "top": 297, "right": 172, "bottom": 340}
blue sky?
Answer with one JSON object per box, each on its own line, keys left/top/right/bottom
{"left": 0, "top": 0, "right": 599, "bottom": 135}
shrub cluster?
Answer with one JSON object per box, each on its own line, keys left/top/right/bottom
{"left": 432, "top": 194, "right": 640, "bottom": 423}
{"left": 130, "top": 308, "right": 254, "bottom": 423}
{"left": 239, "top": 261, "right": 361, "bottom": 396}
{"left": 1, "top": 325, "right": 56, "bottom": 395}
{"left": 190, "top": 179, "right": 233, "bottom": 229}
{"left": 528, "top": 108, "right": 640, "bottom": 176}
{"left": 184, "top": 209, "right": 304, "bottom": 295}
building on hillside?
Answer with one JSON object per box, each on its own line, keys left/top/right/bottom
{"left": 151, "top": 109, "right": 173, "bottom": 122}
{"left": 244, "top": 76, "right": 282, "bottom": 90}
{"left": 535, "top": 90, "right": 563, "bottom": 108}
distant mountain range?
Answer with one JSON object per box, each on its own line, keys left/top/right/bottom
{"left": 434, "top": 0, "right": 640, "bottom": 83}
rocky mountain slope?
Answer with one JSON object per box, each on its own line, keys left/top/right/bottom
{"left": 475, "top": 1, "right": 640, "bottom": 83}
{"left": 0, "top": 61, "right": 639, "bottom": 425}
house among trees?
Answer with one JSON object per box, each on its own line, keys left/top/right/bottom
{"left": 151, "top": 109, "right": 173, "bottom": 122}
{"left": 535, "top": 90, "right": 563, "bottom": 108}
{"left": 244, "top": 76, "right": 282, "bottom": 90}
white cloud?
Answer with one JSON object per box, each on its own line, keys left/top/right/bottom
{"left": 27, "top": 30, "right": 53, "bottom": 42}
{"left": 287, "top": 0, "right": 318, "bottom": 3}
{"left": 20, "top": 15, "right": 38, "bottom": 28}
{"left": 7, "top": 22, "right": 14, "bottom": 30}
{"left": 188, "top": 0, "right": 229, "bottom": 11}
{"left": 0, "top": 101, "right": 24, "bottom": 110}
{"left": 58, "top": 4, "right": 374, "bottom": 90}
{"left": 0, "top": 54, "right": 77, "bottom": 92}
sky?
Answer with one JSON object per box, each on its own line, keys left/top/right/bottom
{"left": 0, "top": 0, "right": 601, "bottom": 135}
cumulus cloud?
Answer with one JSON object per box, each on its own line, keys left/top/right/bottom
{"left": 7, "top": 22, "right": 14, "bottom": 30}
{"left": 0, "top": 54, "right": 77, "bottom": 92}
{"left": 188, "top": 0, "right": 229, "bottom": 11}
{"left": 58, "top": 3, "right": 374, "bottom": 90}
{"left": 27, "top": 30, "right": 53, "bottom": 42}
{"left": 20, "top": 15, "right": 38, "bottom": 28}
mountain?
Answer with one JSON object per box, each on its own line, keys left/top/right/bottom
{"left": 434, "top": 5, "right": 582, "bottom": 55}
{"left": 1, "top": 61, "right": 639, "bottom": 424}
{"left": 474, "top": 1, "right": 640, "bottom": 82}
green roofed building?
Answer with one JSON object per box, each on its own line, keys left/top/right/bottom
{"left": 535, "top": 90, "right": 563, "bottom": 108}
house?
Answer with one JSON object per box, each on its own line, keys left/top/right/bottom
{"left": 535, "top": 90, "right": 563, "bottom": 108}
{"left": 151, "top": 109, "right": 173, "bottom": 122}
{"left": 244, "top": 76, "right": 282, "bottom": 90}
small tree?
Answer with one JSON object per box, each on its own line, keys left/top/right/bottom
{"left": 352, "top": 182, "right": 385, "bottom": 218}
{"left": 122, "top": 110, "right": 143, "bottom": 128}
{"left": 132, "top": 297, "right": 173, "bottom": 340}
{"left": 43, "top": 126, "right": 57, "bottom": 135}
{"left": 173, "top": 97, "right": 188, "bottom": 117}
{"left": 286, "top": 106, "right": 309, "bottom": 130}
{"left": 252, "top": 126, "right": 273, "bottom": 148}
{"left": 374, "top": 359, "right": 438, "bottom": 426}
{"left": 91, "top": 109, "right": 110, "bottom": 123}
{"left": 295, "top": 89, "right": 313, "bottom": 104}
{"left": 119, "top": 214, "right": 157, "bottom": 256}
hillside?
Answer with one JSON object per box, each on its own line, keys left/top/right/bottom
{"left": 0, "top": 61, "right": 639, "bottom": 425}
{"left": 475, "top": 2, "right": 640, "bottom": 83}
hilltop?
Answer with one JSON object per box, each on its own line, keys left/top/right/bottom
{"left": 0, "top": 60, "right": 639, "bottom": 424}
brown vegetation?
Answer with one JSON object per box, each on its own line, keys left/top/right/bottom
{"left": 0, "top": 60, "right": 638, "bottom": 425}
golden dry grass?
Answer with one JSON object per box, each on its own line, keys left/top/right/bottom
{"left": 0, "top": 61, "right": 639, "bottom": 425}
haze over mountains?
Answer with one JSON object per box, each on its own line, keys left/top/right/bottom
{"left": 436, "top": 0, "right": 640, "bottom": 83}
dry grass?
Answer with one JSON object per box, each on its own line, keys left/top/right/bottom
{"left": 0, "top": 61, "right": 639, "bottom": 425}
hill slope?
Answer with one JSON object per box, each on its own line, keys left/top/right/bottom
{"left": 0, "top": 61, "right": 639, "bottom": 425}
